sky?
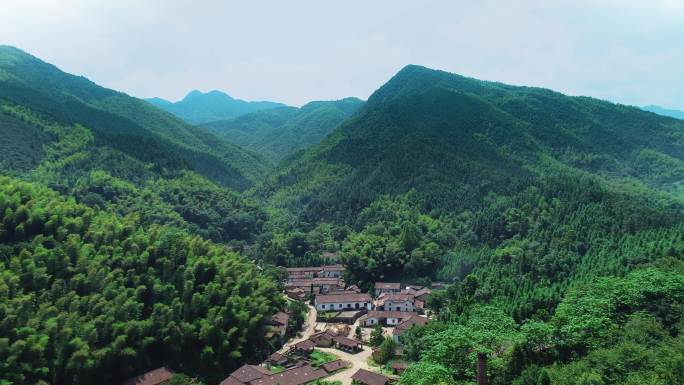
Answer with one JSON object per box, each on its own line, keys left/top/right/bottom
{"left": 1, "top": 0, "right": 683, "bottom": 108}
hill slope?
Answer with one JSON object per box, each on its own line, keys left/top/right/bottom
{"left": 0, "top": 45, "right": 268, "bottom": 190}
{"left": 202, "top": 97, "right": 363, "bottom": 162}
{"left": 255, "top": 65, "right": 684, "bottom": 320}
{"left": 147, "top": 89, "right": 286, "bottom": 124}
{"left": 261, "top": 65, "right": 684, "bottom": 218}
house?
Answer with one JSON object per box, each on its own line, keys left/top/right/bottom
{"left": 309, "top": 331, "right": 337, "bottom": 347}
{"left": 266, "top": 311, "right": 289, "bottom": 338}
{"left": 291, "top": 339, "right": 315, "bottom": 356}
{"left": 334, "top": 336, "right": 363, "bottom": 353}
{"left": 375, "top": 293, "right": 417, "bottom": 312}
{"left": 286, "top": 267, "right": 320, "bottom": 281}
{"left": 351, "top": 369, "right": 392, "bottom": 385}
{"left": 251, "top": 365, "right": 327, "bottom": 385}
{"left": 122, "top": 367, "right": 175, "bottom": 385}
{"left": 374, "top": 282, "right": 401, "bottom": 296}
{"left": 315, "top": 293, "right": 372, "bottom": 312}
{"left": 286, "top": 277, "right": 345, "bottom": 295}
{"left": 318, "top": 264, "right": 345, "bottom": 278}
{"left": 402, "top": 286, "right": 431, "bottom": 302}
{"left": 286, "top": 265, "right": 345, "bottom": 281}
{"left": 266, "top": 352, "right": 288, "bottom": 366}
{"left": 359, "top": 311, "right": 415, "bottom": 327}
{"left": 285, "top": 287, "right": 307, "bottom": 301}
{"left": 392, "top": 315, "right": 428, "bottom": 343}
{"left": 222, "top": 364, "right": 327, "bottom": 385}
{"left": 391, "top": 361, "right": 408, "bottom": 375}
{"left": 346, "top": 284, "right": 361, "bottom": 293}
{"left": 220, "top": 365, "right": 274, "bottom": 385}
{"left": 321, "top": 359, "right": 349, "bottom": 373}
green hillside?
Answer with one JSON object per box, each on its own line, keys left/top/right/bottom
{"left": 0, "top": 45, "right": 269, "bottom": 190}
{"left": 202, "top": 97, "right": 363, "bottom": 162}
{"left": 147, "top": 90, "right": 286, "bottom": 125}
{"left": 251, "top": 64, "right": 684, "bottom": 385}
{"left": 0, "top": 177, "right": 282, "bottom": 385}
{"left": 0, "top": 46, "right": 272, "bottom": 245}
{"left": 255, "top": 64, "right": 684, "bottom": 310}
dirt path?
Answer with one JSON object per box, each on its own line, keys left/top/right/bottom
{"left": 317, "top": 345, "right": 373, "bottom": 385}
{"left": 280, "top": 303, "right": 317, "bottom": 351}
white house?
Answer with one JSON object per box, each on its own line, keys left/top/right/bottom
{"left": 360, "top": 311, "right": 416, "bottom": 327}
{"left": 375, "top": 293, "right": 417, "bottom": 312}
{"left": 315, "top": 293, "right": 372, "bottom": 312}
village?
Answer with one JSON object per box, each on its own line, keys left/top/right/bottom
{"left": 124, "top": 264, "right": 434, "bottom": 385}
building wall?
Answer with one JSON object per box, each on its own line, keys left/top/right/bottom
{"left": 316, "top": 301, "right": 371, "bottom": 312}
{"left": 383, "top": 301, "right": 416, "bottom": 312}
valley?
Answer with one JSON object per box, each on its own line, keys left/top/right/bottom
{"left": 0, "top": 44, "right": 683, "bottom": 385}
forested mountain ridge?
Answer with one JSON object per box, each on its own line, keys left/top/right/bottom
{"left": 147, "top": 89, "right": 286, "bottom": 125}
{"left": 254, "top": 64, "right": 684, "bottom": 317}
{"left": 0, "top": 45, "right": 269, "bottom": 190}
{"left": 0, "top": 46, "right": 272, "bottom": 245}
{"left": 258, "top": 65, "right": 684, "bottom": 220}
{"left": 202, "top": 97, "right": 364, "bottom": 162}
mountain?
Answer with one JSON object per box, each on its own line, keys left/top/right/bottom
{"left": 642, "top": 104, "right": 684, "bottom": 120}
{"left": 202, "top": 97, "right": 364, "bottom": 162}
{"left": 0, "top": 45, "right": 268, "bottom": 190}
{"left": 261, "top": 65, "right": 684, "bottom": 219}
{"left": 147, "top": 89, "right": 286, "bottom": 124}
{"left": 256, "top": 64, "right": 684, "bottom": 315}
{"left": 0, "top": 47, "right": 286, "bottom": 385}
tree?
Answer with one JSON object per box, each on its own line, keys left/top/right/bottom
{"left": 399, "top": 362, "right": 455, "bottom": 385}
{"left": 370, "top": 325, "right": 384, "bottom": 347}
{"left": 355, "top": 326, "right": 363, "bottom": 341}
{"left": 377, "top": 337, "right": 396, "bottom": 364}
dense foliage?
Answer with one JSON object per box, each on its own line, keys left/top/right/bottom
{"left": 0, "top": 178, "right": 283, "bottom": 385}
{"left": 202, "top": 98, "right": 363, "bottom": 162}
{"left": 401, "top": 262, "right": 684, "bottom": 385}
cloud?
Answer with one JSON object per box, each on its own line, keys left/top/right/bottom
{"left": 1, "top": 0, "right": 682, "bottom": 108}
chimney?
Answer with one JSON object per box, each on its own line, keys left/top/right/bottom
{"left": 477, "top": 352, "right": 488, "bottom": 385}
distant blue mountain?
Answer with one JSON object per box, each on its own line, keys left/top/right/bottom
{"left": 642, "top": 105, "right": 684, "bottom": 120}
{"left": 147, "top": 90, "right": 286, "bottom": 124}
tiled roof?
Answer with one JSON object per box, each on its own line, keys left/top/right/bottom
{"left": 122, "top": 367, "right": 175, "bottom": 385}
{"left": 321, "top": 359, "right": 348, "bottom": 373}
{"left": 334, "top": 336, "right": 361, "bottom": 348}
{"left": 220, "top": 365, "right": 272, "bottom": 385}
{"left": 294, "top": 339, "right": 315, "bottom": 350}
{"left": 392, "top": 315, "right": 429, "bottom": 336}
{"left": 252, "top": 365, "right": 326, "bottom": 385}
{"left": 271, "top": 311, "right": 289, "bottom": 326}
{"left": 315, "top": 293, "right": 371, "bottom": 303}
{"left": 375, "top": 282, "right": 401, "bottom": 290}
{"left": 351, "top": 369, "right": 391, "bottom": 385}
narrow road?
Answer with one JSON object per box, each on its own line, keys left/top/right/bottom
{"left": 281, "top": 303, "right": 317, "bottom": 351}
{"left": 317, "top": 345, "right": 373, "bottom": 385}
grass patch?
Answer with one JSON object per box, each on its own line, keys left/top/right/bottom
{"left": 310, "top": 350, "right": 338, "bottom": 367}
{"left": 269, "top": 365, "right": 286, "bottom": 373}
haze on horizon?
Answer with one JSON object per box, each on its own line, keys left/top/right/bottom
{"left": 1, "top": 0, "right": 683, "bottom": 109}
